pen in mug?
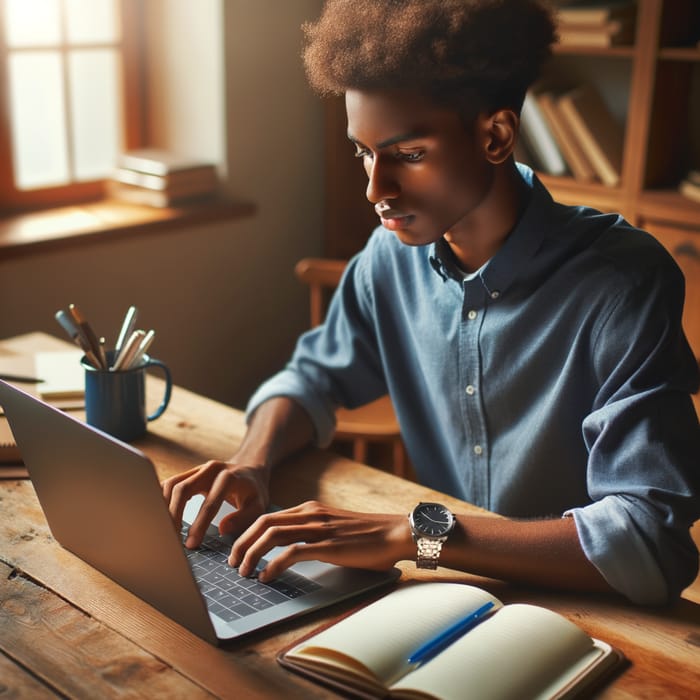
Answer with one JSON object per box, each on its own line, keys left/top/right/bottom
{"left": 407, "top": 600, "right": 495, "bottom": 667}
{"left": 125, "top": 329, "right": 155, "bottom": 370}
{"left": 115, "top": 305, "right": 138, "bottom": 354}
{"left": 68, "top": 304, "right": 106, "bottom": 369}
{"left": 55, "top": 309, "right": 102, "bottom": 370}
{"left": 112, "top": 329, "right": 145, "bottom": 371}
{"left": 55, "top": 308, "right": 80, "bottom": 340}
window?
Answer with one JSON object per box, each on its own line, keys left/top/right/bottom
{"left": 0, "top": 0, "right": 144, "bottom": 212}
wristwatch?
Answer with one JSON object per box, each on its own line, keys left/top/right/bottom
{"left": 408, "top": 502, "right": 455, "bottom": 569}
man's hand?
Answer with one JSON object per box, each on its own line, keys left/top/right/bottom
{"left": 161, "top": 460, "right": 270, "bottom": 548}
{"left": 162, "top": 396, "right": 317, "bottom": 549}
{"left": 229, "top": 500, "right": 411, "bottom": 581}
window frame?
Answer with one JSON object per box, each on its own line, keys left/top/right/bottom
{"left": 0, "top": 0, "right": 146, "bottom": 213}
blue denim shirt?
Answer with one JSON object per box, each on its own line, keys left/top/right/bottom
{"left": 248, "top": 166, "right": 700, "bottom": 604}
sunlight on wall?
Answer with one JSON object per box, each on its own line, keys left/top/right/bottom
{"left": 144, "top": 0, "right": 225, "bottom": 169}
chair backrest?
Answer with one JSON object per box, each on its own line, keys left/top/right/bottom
{"left": 294, "top": 258, "right": 347, "bottom": 327}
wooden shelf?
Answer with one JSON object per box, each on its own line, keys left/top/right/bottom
{"left": 537, "top": 174, "right": 625, "bottom": 200}
{"left": 658, "top": 47, "right": 700, "bottom": 61}
{"left": 0, "top": 195, "right": 256, "bottom": 261}
{"left": 636, "top": 189, "right": 700, "bottom": 227}
{"left": 553, "top": 45, "right": 636, "bottom": 59}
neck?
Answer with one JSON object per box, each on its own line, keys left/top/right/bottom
{"left": 446, "top": 160, "right": 529, "bottom": 272}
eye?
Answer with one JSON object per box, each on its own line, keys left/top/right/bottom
{"left": 397, "top": 149, "right": 425, "bottom": 163}
{"left": 353, "top": 147, "right": 372, "bottom": 160}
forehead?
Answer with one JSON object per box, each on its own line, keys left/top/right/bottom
{"left": 345, "top": 88, "right": 470, "bottom": 146}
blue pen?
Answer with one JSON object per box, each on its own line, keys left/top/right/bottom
{"left": 407, "top": 600, "right": 495, "bottom": 667}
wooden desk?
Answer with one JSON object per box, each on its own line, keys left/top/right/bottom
{"left": 1, "top": 333, "right": 699, "bottom": 698}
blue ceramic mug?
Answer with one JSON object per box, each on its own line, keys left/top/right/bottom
{"left": 82, "top": 351, "right": 172, "bottom": 442}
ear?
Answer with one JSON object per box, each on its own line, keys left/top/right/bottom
{"left": 481, "top": 109, "right": 518, "bottom": 165}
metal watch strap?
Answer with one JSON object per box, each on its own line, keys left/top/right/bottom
{"left": 416, "top": 536, "right": 445, "bottom": 570}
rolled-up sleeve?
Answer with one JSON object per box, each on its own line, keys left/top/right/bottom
{"left": 246, "top": 367, "right": 338, "bottom": 447}
{"left": 569, "top": 262, "right": 700, "bottom": 604}
{"left": 246, "top": 249, "right": 387, "bottom": 448}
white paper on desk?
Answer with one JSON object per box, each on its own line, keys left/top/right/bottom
{"left": 34, "top": 350, "right": 85, "bottom": 400}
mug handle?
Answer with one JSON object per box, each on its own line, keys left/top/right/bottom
{"left": 144, "top": 357, "right": 172, "bottom": 421}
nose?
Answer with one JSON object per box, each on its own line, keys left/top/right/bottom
{"left": 365, "top": 155, "right": 400, "bottom": 204}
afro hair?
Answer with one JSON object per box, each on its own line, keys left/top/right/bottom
{"left": 303, "top": 0, "right": 557, "bottom": 113}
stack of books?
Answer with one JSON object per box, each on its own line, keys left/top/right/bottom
{"left": 556, "top": 0, "right": 637, "bottom": 48}
{"left": 519, "top": 83, "right": 624, "bottom": 187}
{"left": 108, "top": 149, "right": 219, "bottom": 208}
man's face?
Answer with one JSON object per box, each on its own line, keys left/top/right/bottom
{"left": 345, "top": 88, "right": 495, "bottom": 247}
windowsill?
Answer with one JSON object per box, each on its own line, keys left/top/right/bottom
{"left": 0, "top": 195, "right": 256, "bottom": 261}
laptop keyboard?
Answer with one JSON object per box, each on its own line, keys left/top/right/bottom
{"left": 182, "top": 527, "right": 321, "bottom": 622}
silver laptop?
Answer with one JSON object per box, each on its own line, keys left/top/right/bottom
{"left": 0, "top": 379, "right": 399, "bottom": 644}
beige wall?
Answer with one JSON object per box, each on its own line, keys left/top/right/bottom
{"left": 0, "top": 1, "right": 325, "bottom": 411}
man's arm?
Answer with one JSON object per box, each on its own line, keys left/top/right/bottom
{"left": 443, "top": 513, "right": 613, "bottom": 592}
{"left": 161, "top": 396, "right": 315, "bottom": 547}
{"left": 229, "top": 501, "right": 615, "bottom": 595}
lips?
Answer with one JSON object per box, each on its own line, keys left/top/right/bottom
{"left": 375, "top": 204, "right": 414, "bottom": 230}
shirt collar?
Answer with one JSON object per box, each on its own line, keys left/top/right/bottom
{"left": 429, "top": 164, "right": 555, "bottom": 297}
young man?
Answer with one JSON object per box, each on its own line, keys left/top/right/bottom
{"left": 163, "top": 0, "right": 700, "bottom": 605}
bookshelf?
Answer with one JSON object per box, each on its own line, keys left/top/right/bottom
{"left": 321, "top": 0, "right": 700, "bottom": 409}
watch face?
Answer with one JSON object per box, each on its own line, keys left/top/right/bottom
{"left": 412, "top": 502, "right": 455, "bottom": 537}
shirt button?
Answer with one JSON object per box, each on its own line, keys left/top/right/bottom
{"left": 490, "top": 290, "right": 500, "bottom": 300}
{"left": 467, "top": 310, "right": 477, "bottom": 320}
{"left": 473, "top": 445, "right": 483, "bottom": 456}
{"left": 465, "top": 385, "right": 476, "bottom": 395}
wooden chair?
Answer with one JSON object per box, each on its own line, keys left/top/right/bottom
{"left": 294, "top": 257, "right": 407, "bottom": 477}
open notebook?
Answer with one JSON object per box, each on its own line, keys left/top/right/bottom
{"left": 278, "top": 582, "right": 624, "bottom": 699}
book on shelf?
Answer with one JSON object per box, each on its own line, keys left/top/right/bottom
{"left": 277, "top": 582, "right": 623, "bottom": 700}
{"left": 117, "top": 148, "right": 215, "bottom": 177}
{"left": 679, "top": 176, "right": 700, "bottom": 204}
{"left": 555, "top": 0, "right": 636, "bottom": 26}
{"left": 557, "top": 83, "right": 624, "bottom": 187}
{"left": 519, "top": 91, "right": 568, "bottom": 176}
{"left": 0, "top": 350, "right": 85, "bottom": 476}
{"left": 536, "top": 92, "right": 597, "bottom": 183}
{"left": 557, "top": 18, "right": 636, "bottom": 47}
{"left": 109, "top": 149, "right": 219, "bottom": 208}
{"left": 112, "top": 164, "right": 218, "bottom": 192}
